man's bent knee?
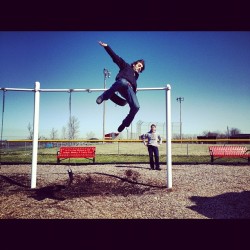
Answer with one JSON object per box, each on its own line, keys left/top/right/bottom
{"left": 132, "top": 105, "right": 140, "bottom": 114}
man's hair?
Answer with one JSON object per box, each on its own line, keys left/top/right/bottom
{"left": 151, "top": 124, "right": 156, "bottom": 128}
{"left": 131, "top": 59, "right": 145, "bottom": 72}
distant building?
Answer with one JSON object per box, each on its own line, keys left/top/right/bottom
{"left": 229, "top": 134, "right": 250, "bottom": 144}
{"left": 197, "top": 136, "right": 217, "bottom": 144}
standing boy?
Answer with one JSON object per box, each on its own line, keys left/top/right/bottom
{"left": 143, "top": 124, "right": 162, "bottom": 170}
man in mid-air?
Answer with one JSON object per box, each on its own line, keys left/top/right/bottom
{"left": 96, "top": 41, "right": 145, "bottom": 133}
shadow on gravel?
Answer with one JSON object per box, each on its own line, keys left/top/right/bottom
{"left": 30, "top": 185, "right": 67, "bottom": 201}
{"left": 188, "top": 191, "right": 250, "bottom": 219}
{"left": 28, "top": 169, "right": 166, "bottom": 201}
{"left": 1, "top": 169, "right": 167, "bottom": 201}
{"left": 0, "top": 174, "right": 30, "bottom": 190}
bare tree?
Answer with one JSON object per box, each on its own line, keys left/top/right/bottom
{"left": 27, "top": 122, "right": 33, "bottom": 140}
{"left": 217, "top": 132, "right": 227, "bottom": 139}
{"left": 202, "top": 131, "right": 219, "bottom": 137}
{"left": 27, "top": 122, "right": 46, "bottom": 140}
{"left": 229, "top": 127, "right": 241, "bottom": 136}
{"left": 68, "top": 116, "right": 80, "bottom": 139}
{"left": 61, "top": 126, "right": 67, "bottom": 139}
{"left": 50, "top": 128, "right": 58, "bottom": 140}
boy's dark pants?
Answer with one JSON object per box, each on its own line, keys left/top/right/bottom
{"left": 147, "top": 145, "right": 160, "bottom": 169}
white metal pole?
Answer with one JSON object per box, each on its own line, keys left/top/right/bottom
{"left": 180, "top": 100, "right": 182, "bottom": 140}
{"left": 166, "top": 84, "right": 172, "bottom": 189}
{"left": 103, "top": 73, "right": 106, "bottom": 141}
{"left": 31, "top": 82, "right": 40, "bottom": 189}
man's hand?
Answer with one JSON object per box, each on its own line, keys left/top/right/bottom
{"left": 98, "top": 41, "right": 108, "bottom": 47}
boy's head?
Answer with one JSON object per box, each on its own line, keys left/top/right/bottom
{"left": 151, "top": 124, "right": 156, "bottom": 132}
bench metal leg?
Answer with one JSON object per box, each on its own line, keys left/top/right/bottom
{"left": 211, "top": 155, "right": 214, "bottom": 163}
{"left": 57, "top": 151, "right": 60, "bottom": 164}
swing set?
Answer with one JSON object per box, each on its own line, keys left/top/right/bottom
{"left": 0, "top": 82, "right": 172, "bottom": 189}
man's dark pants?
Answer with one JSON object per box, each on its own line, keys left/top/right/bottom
{"left": 101, "top": 78, "right": 140, "bottom": 127}
{"left": 147, "top": 145, "right": 160, "bottom": 169}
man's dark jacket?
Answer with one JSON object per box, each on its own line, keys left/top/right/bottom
{"left": 104, "top": 45, "right": 139, "bottom": 93}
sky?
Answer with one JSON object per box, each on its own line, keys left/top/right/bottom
{"left": 0, "top": 31, "right": 250, "bottom": 140}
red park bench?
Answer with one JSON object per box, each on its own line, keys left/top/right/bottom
{"left": 57, "top": 146, "right": 96, "bottom": 164}
{"left": 209, "top": 146, "right": 250, "bottom": 163}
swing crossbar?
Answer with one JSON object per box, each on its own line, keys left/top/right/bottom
{"left": 0, "top": 87, "right": 169, "bottom": 92}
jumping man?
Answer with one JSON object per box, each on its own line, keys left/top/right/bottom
{"left": 96, "top": 41, "right": 145, "bottom": 133}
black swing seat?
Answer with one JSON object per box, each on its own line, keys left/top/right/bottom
{"left": 110, "top": 93, "right": 127, "bottom": 106}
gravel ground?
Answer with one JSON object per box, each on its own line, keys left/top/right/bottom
{"left": 0, "top": 163, "right": 250, "bottom": 219}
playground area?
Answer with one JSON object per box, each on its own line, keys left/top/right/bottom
{"left": 1, "top": 32, "right": 250, "bottom": 220}
{"left": 1, "top": 85, "right": 249, "bottom": 219}
{"left": 1, "top": 162, "right": 250, "bottom": 219}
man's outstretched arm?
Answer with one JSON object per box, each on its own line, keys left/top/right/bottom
{"left": 98, "top": 41, "right": 126, "bottom": 69}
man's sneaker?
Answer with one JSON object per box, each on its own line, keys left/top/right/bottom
{"left": 96, "top": 95, "right": 104, "bottom": 104}
{"left": 155, "top": 167, "right": 161, "bottom": 171}
{"left": 118, "top": 124, "right": 126, "bottom": 132}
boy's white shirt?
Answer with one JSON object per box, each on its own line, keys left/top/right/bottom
{"left": 143, "top": 131, "right": 162, "bottom": 147}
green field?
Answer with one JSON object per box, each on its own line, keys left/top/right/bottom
{"left": 0, "top": 143, "right": 249, "bottom": 164}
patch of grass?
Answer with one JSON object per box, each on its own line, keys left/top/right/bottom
{"left": 1, "top": 143, "right": 249, "bottom": 164}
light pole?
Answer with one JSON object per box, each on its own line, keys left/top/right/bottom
{"left": 103, "top": 68, "right": 111, "bottom": 141}
{"left": 176, "top": 97, "right": 184, "bottom": 140}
